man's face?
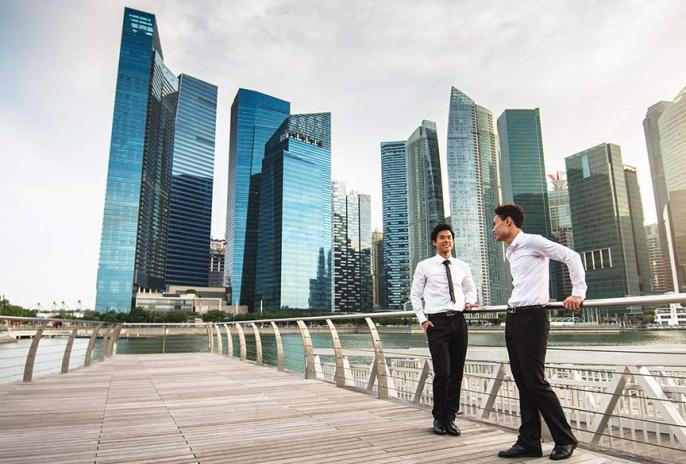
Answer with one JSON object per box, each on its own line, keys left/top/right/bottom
{"left": 492, "top": 215, "right": 509, "bottom": 242}
{"left": 432, "top": 230, "right": 454, "bottom": 255}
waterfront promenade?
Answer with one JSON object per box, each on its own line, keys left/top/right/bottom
{"left": 0, "top": 353, "right": 641, "bottom": 464}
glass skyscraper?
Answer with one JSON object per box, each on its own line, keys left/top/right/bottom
{"left": 333, "top": 182, "right": 373, "bottom": 311}
{"left": 406, "top": 120, "right": 445, "bottom": 274}
{"left": 497, "top": 109, "right": 551, "bottom": 238}
{"left": 624, "top": 166, "right": 652, "bottom": 295}
{"left": 96, "top": 8, "right": 216, "bottom": 312}
{"left": 446, "top": 87, "right": 509, "bottom": 306}
{"left": 254, "top": 113, "right": 332, "bottom": 311}
{"left": 548, "top": 172, "right": 574, "bottom": 300}
{"left": 566, "top": 143, "right": 641, "bottom": 303}
{"left": 224, "top": 89, "right": 290, "bottom": 309}
{"left": 165, "top": 75, "right": 218, "bottom": 287}
{"left": 380, "top": 141, "right": 411, "bottom": 309}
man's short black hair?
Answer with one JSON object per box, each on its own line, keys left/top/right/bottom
{"left": 494, "top": 204, "right": 525, "bottom": 228}
{"left": 431, "top": 223, "right": 454, "bottom": 241}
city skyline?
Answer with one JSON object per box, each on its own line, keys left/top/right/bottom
{"left": 2, "top": 0, "right": 686, "bottom": 307}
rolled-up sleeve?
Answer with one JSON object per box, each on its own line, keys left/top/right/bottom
{"left": 532, "top": 235, "right": 587, "bottom": 299}
{"left": 461, "top": 263, "right": 478, "bottom": 305}
{"left": 410, "top": 262, "right": 428, "bottom": 324}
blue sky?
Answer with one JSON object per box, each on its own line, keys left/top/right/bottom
{"left": 1, "top": 0, "right": 685, "bottom": 308}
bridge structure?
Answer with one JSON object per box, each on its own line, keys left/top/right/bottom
{"left": 1, "top": 294, "right": 685, "bottom": 463}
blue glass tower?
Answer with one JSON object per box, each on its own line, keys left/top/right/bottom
{"left": 224, "top": 89, "right": 290, "bottom": 309}
{"left": 96, "top": 8, "right": 177, "bottom": 312}
{"left": 254, "top": 113, "right": 332, "bottom": 311}
{"left": 380, "top": 141, "right": 411, "bottom": 309}
{"left": 165, "top": 75, "right": 218, "bottom": 287}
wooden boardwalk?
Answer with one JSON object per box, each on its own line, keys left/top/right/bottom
{"left": 0, "top": 353, "right": 642, "bottom": 464}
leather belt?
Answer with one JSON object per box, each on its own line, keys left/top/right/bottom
{"left": 428, "top": 310, "right": 461, "bottom": 319}
{"left": 506, "top": 304, "right": 547, "bottom": 314}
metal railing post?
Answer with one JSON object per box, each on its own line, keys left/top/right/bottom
{"left": 84, "top": 325, "right": 101, "bottom": 367}
{"left": 326, "top": 319, "right": 345, "bottom": 387}
{"left": 235, "top": 324, "right": 247, "bottom": 361}
{"left": 297, "top": 320, "right": 316, "bottom": 379}
{"left": 250, "top": 323, "right": 263, "bottom": 365}
{"left": 60, "top": 326, "right": 78, "bottom": 374}
{"left": 214, "top": 324, "right": 223, "bottom": 354}
{"left": 22, "top": 321, "right": 45, "bottom": 382}
{"left": 223, "top": 324, "right": 234, "bottom": 358}
{"left": 206, "top": 325, "right": 214, "bottom": 352}
{"left": 270, "top": 321, "right": 284, "bottom": 371}
{"left": 365, "top": 317, "right": 389, "bottom": 400}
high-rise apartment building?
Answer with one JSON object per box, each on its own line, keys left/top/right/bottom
{"left": 566, "top": 143, "right": 641, "bottom": 303}
{"left": 96, "top": 8, "right": 216, "bottom": 312}
{"left": 254, "top": 113, "right": 332, "bottom": 311}
{"left": 447, "top": 87, "right": 509, "bottom": 305}
{"left": 332, "top": 182, "right": 373, "bottom": 311}
{"left": 224, "top": 89, "right": 290, "bottom": 309}
{"left": 406, "top": 120, "right": 445, "bottom": 274}
{"left": 380, "top": 141, "right": 410, "bottom": 309}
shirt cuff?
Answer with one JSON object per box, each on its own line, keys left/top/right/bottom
{"left": 571, "top": 287, "right": 587, "bottom": 300}
{"left": 415, "top": 311, "right": 428, "bottom": 324}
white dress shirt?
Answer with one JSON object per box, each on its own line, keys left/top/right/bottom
{"left": 506, "top": 232, "right": 587, "bottom": 307}
{"left": 410, "top": 254, "right": 478, "bottom": 324}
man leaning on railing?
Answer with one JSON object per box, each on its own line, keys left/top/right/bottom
{"left": 492, "top": 204, "right": 587, "bottom": 461}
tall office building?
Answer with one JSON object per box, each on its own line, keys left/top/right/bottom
{"left": 645, "top": 224, "right": 670, "bottom": 293}
{"left": 566, "top": 143, "right": 641, "bottom": 303}
{"left": 656, "top": 87, "right": 686, "bottom": 291}
{"left": 624, "top": 166, "right": 652, "bottom": 294}
{"left": 96, "top": 8, "right": 217, "bottom": 312}
{"left": 498, "top": 109, "right": 551, "bottom": 238}
{"left": 224, "top": 89, "right": 290, "bottom": 309}
{"left": 165, "top": 75, "right": 218, "bottom": 287}
{"left": 380, "top": 141, "right": 411, "bottom": 309}
{"left": 447, "top": 87, "right": 509, "bottom": 306}
{"left": 209, "top": 238, "right": 226, "bottom": 288}
{"left": 372, "top": 229, "right": 386, "bottom": 308}
{"left": 643, "top": 101, "right": 674, "bottom": 292}
{"left": 548, "top": 172, "right": 574, "bottom": 299}
{"left": 406, "top": 120, "right": 445, "bottom": 273}
{"left": 332, "top": 182, "right": 373, "bottom": 311}
{"left": 254, "top": 113, "right": 332, "bottom": 311}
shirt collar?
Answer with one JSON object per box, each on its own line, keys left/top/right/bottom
{"left": 434, "top": 254, "right": 452, "bottom": 263}
{"left": 507, "top": 231, "right": 525, "bottom": 254}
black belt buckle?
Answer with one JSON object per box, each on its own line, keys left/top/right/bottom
{"left": 506, "top": 306, "right": 517, "bottom": 315}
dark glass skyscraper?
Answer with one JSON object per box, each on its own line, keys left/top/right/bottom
{"left": 407, "top": 120, "right": 445, "bottom": 273}
{"left": 624, "top": 166, "right": 652, "bottom": 295}
{"left": 380, "top": 141, "right": 410, "bottom": 309}
{"left": 566, "top": 143, "right": 641, "bottom": 303}
{"left": 254, "top": 113, "right": 332, "bottom": 311}
{"left": 96, "top": 8, "right": 216, "bottom": 312}
{"left": 225, "top": 89, "right": 290, "bottom": 308}
{"left": 498, "top": 109, "right": 551, "bottom": 238}
{"left": 165, "top": 75, "right": 217, "bottom": 287}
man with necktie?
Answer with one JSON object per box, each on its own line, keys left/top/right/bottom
{"left": 410, "top": 223, "right": 478, "bottom": 436}
{"left": 492, "top": 204, "right": 586, "bottom": 461}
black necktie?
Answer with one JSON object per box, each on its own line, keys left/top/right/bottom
{"left": 442, "top": 259, "right": 456, "bottom": 303}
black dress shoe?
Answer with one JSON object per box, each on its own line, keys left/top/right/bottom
{"left": 497, "top": 443, "right": 543, "bottom": 458}
{"left": 445, "top": 420, "right": 461, "bottom": 436}
{"left": 549, "top": 443, "right": 577, "bottom": 460}
{"left": 432, "top": 419, "right": 447, "bottom": 435}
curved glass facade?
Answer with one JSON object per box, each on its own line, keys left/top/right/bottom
{"left": 254, "top": 113, "right": 332, "bottom": 311}
{"left": 165, "top": 75, "right": 218, "bottom": 287}
{"left": 224, "top": 89, "right": 290, "bottom": 308}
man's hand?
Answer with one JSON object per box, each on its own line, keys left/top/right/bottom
{"left": 563, "top": 296, "right": 584, "bottom": 312}
{"left": 421, "top": 321, "right": 434, "bottom": 333}
{"left": 464, "top": 303, "right": 479, "bottom": 311}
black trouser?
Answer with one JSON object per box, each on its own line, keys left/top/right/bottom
{"left": 505, "top": 309, "right": 577, "bottom": 448}
{"left": 427, "top": 312, "right": 468, "bottom": 422}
